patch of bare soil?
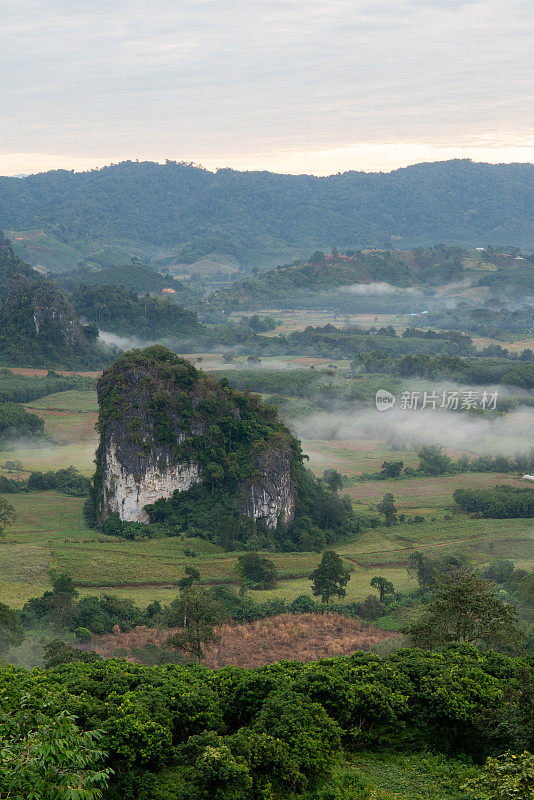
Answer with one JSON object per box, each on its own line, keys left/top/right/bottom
{"left": 83, "top": 613, "right": 400, "bottom": 668}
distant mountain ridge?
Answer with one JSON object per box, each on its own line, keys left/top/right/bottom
{"left": 2, "top": 159, "right": 534, "bottom": 268}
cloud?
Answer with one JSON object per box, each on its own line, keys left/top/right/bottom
{"left": 1, "top": 0, "right": 534, "bottom": 173}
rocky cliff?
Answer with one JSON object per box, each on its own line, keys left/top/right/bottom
{"left": 0, "top": 231, "right": 35, "bottom": 294}
{"left": 0, "top": 231, "right": 110, "bottom": 368}
{"left": 3, "top": 273, "right": 84, "bottom": 347}
{"left": 94, "top": 346, "right": 299, "bottom": 529}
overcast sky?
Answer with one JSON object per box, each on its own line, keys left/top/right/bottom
{"left": 2, "top": 0, "right": 533, "bottom": 176}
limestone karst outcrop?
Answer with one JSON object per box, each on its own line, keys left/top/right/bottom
{"left": 0, "top": 230, "right": 108, "bottom": 367}
{"left": 93, "top": 346, "right": 300, "bottom": 529}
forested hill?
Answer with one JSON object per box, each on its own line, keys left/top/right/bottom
{"left": 2, "top": 159, "right": 534, "bottom": 268}
{"left": 212, "top": 247, "right": 465, "bottom": 309}
{"left": 0, "top": 230, "right": 34, "bottom": 292}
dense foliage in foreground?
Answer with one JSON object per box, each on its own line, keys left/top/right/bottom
{"left": 1, "top": 644, "right": 532, "bottom": 799}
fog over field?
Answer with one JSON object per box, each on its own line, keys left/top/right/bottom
{"left": 293, "top": 395, "right": 534, "bottom": 456}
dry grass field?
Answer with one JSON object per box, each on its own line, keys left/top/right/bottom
{"left": 82, "top": 612, "right": 400, "bottom": 667}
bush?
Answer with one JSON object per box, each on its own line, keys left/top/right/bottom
{"left": 463, "top": 750, "right": 534, "bottom": 799}
{"left": 453, "top": 485, "right": 534, "bottom": 518}
{"left": 75, "top": 627, "right": 93, "bottom": 642}
{"left": 236, "top": 553, "right": 278, "bottom": 589}
{"left": 254, "top": 689, "right": 342, "bottom": 787}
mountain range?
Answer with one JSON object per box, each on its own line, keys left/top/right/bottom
{"left": 2, "top": 159, "right": 534, "bottom": 270}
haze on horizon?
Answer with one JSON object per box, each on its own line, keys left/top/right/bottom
{"left": 2, "top": 0, "right": 534, "bottom": 177}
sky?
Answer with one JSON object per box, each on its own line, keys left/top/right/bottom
{"left": 2, "top": 0, "right": 534, "bottom": 176}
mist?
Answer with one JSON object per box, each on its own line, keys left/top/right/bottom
{"left": 98, "top": 330, "right": 155, "bottom": 350}
{"left": 292, "top": 401, "right": 534, "bottom": 457}
{"left": 340, "top": 282, "right": 422, "bottom": 297}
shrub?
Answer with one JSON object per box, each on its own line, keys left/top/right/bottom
{"left": 462, "top": 750, "right": 534, "bottom": 799}
{"left": 75, "top": 627, "right": 93, "bottom": 642}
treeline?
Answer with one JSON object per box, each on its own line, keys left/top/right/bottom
{"left": 358, "top": 352, "right": 534, "bottom": 388}
{"left": 210, "top": 368, "right": 322, "bottom": 399}
{"left": 0, "top": 466, "right": 91, "bottom": 496}
{"left": 454, "top": 485, "right": 534, "bottom": 518}
{"left": 3, "top": 159, "right": 534, "bottom": 265}
{"left": 359, "top": 445, "right": 534, "bottom": 482}
{"left": 71, "top": 284, "right": 201, "bottom": 338}
{"left": 424, "top": 302, "right": 534, "bottom": 339}
{"left": 287, "top": 323, "right": 475, "bottom": 358}
{"left": 0, "top": 369, "right": 95, "bottom": 404}
{"left": 0, "top": 402, "right": 44, "bottom": 444}
{"left": 20, "top": 575, "right": 389, "bottom": 640}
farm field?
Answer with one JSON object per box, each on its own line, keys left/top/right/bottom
{"left": 0, "top": 388, "right": 99, "bottom": 476}
{"left": 235, "top": 306, "right": 534, "bottom": 353}
{"left": 1, "top": 382, "right": 532, "bottom": 610}
{"left": 2, "top": 460, "right": 531, "bottom": 609}
{"left": 26, "top": 389, "right": 99, "bottom": 411}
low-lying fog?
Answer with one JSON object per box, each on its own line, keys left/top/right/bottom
{"left": 292, "top": 388, "right": 534, "bottom": 457}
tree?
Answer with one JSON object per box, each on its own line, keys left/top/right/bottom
{"left": 236, "top": 552, "right": 278, "bottom": 589}
{"left": 43, "top": 641, "right": 102, "bottom": 668}
{"left": 216, "top": 517, "right": 240, "bottom": 552}
{"left": 377, "top": 493, "right": 397, "bottom": 526}
{"left": 0, "top": 699, "right": 112, "bottom": 799}
{"left": 417, "top": 444, "right": 452, "bottom": 476}
{"left": 0, "top": 497, "right": 16, "bottom": 540}
{"left": 407, "top": 552, "right": 437, "bottom": 590}
{"left": 23, "top": 573, "right": 79, "bottom": 629}
{"left": 167, "top": 587, "right": 226, "bottom": 664}
{"left": 189, "top": 743, "right": 252, "bottom": 800}
{"left": 370, "top": 576, "right": 394, "bottom": 603}
{"left": 406, "top": 571, "right": 525, "bottom": 652}
{"left": 178, "top": 565, "right": 201, "bottom": 592}
{"left": 407, "top": 552, "right": 467, "bottom": 591}
{"left": 310, "top": 551, "right": 350, "bottom": 603}
{"left": 380, "top": 460, "right": 403, "bottom": 479}
{"left": 0, "top": 602, "right": 23, "bottom": 656}
{"left": 177, "top": 566, "right": 201, "bottom": 627}
{"left": 322, "top": 469, "right": 343, "bottom": 493}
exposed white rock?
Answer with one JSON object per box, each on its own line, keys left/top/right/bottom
{"left": 102, "top": 439, "right": 201, "bottom": 523}
{"left": 241, "top": 449, "right": 295, "bottom": 529}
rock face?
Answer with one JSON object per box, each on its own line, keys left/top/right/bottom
{"left": 1, "top": 268, "right": 86, "bottom": 353}
{"left": 3, "top": 274, "right": 84, "bottom": 347}
{"left": 102, "top": 438, "right": 201, "bottom": 523}
{"left": 240, "top": 447, "right": 295, "bottom": 528}
{"left": 94, "top": 346, "right": 299, "bottom": 529}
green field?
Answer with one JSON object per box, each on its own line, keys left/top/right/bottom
{"left": 0, "top": 386, "right": 532, "bottom": 611}
{"left": 26, "top": 389, "right": 99, "bottom": 412}
{"left": 2, "top": 466, "right": 531, "bottom": 609}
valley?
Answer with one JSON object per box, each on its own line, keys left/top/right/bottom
{"left": 0, "top": 234, "right": 532, "bottom": 800}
